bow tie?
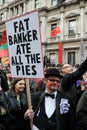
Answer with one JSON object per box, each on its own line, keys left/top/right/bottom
{"left": 45, "top": 93, "right": 55, "bottom": 99}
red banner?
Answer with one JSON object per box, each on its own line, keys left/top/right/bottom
{"left": 0, "top": 30, "right": 9, "bottom": 58}
{"left": 0, "top": 30, "right": 7, "bottom": 46}
{"left": 58, "top": 42, "right": 62, "bottom": 64}
{"left": 50, "top": 26, "right": 61, "bottom": 37}
{"left": 0, "top": 49, "right": 9, "bottom": 58}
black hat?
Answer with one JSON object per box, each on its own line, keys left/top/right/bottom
{"left": 45, "top": 68, "right": 63, "bottom": 79}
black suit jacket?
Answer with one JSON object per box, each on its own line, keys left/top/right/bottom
{"left": 31, "top": 90, "right": 76, "bottom": 130}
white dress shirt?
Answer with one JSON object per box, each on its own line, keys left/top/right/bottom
{"left": 45, "top": 91, "right": 57, "bottom": 118}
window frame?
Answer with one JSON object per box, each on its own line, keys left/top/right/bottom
{"left": 69, "top": 19, "right": 76, "bottom": 35}
{"left": 68, "top": 51, "right": 75, "bottom": 64}
{"left": 51, "top": 23, "right": 57, "bottom": 31}
{"left": 35, "top": 0, "right": 40, "bottom": 9}
{"left": 0, "top": 13, "right": 4, "bottom": 21}
{"left": 51, "top": 0, "right": 57, "bottom": 6}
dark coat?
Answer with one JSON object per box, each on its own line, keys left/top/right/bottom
{"left": 1, "top": 77, "right": 9, "bottom": 92}
{"left": 31, "top": 90, "right": 76, "bottom": 130}
{"left": 0, "top": 90, "right": 30, "bottom": 130}
{"left": 0, "top": 91, "right": 8, "bottom": 130}
{"left": 0, "top": 70, "right": 9, "bottom": 92}
{"left": 60, "top": 58, "right": 87, "bottom": 106}
{"left": 76, "top": 89, "right": 87, "bottom": 130}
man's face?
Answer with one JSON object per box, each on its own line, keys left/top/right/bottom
{"left": 61, "top": 64, "right": 73, "bottom": 74}
{"left": 46, "top": 76, "right": 61, "bottom": 93}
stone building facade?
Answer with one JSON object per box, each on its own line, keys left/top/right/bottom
{"left": 0, "top": 0, "right": 87, "bottom": 65}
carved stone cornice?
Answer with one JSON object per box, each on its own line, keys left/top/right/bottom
{"left": 65, "top": 13, "right": 80, "bottom": 19}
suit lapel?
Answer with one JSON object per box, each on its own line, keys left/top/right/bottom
{"left": 56, "top": 91, "right": 61, "bottom": 130}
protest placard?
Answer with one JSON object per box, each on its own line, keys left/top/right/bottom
{"left": 6, "top": 11, "right": 44, "bottom": 78}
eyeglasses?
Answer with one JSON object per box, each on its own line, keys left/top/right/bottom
{"left": 48, "top": 78, "right": 61, "bottom": 83}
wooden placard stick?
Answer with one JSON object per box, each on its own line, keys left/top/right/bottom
{"left": 25, "top": 78, "right": 33, "bottom": 130}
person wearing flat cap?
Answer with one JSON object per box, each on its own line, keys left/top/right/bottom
{"left": 24, "top": 68, "right": 76, "bottom": 130}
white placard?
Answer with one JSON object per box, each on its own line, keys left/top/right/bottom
{"left": 6, "top": 11, "right": 44, "bottom": 78}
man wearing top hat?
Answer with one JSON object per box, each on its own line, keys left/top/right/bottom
{"left": 24, "top": 68, "right": 76, "bottom": 130}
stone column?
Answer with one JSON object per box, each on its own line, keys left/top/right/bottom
{"left": 60, "top": 7, "right": 64, "bottom": 40}
{"left": 13, "top": 6, "right": 16, "bottom": 17}
{"left": 23, "top": 1, "right": 26, "bottom": 13}
{"left": 18, "top": 4, "right": 21, "bottom": 15}
{"left": 80, "top": 1, "right": 85, "bottom": 38}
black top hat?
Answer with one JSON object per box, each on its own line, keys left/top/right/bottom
{"left": 45, "top": 68, "right": 63, "bottom": 79}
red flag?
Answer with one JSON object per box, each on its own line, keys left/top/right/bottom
{"left": 0, "top": 49, "right": 9, "bottom": 58}
{"left": 0, "top": 30, "right": 9, "bottom": 58}
{"left": 50, "top": 26, "right": 61, "bottom": 37}
{"left": 0, "top": 30, "right": 7, "bottom": 46}
{"left": 58, "top": 42, "right": 62, "bottom": 64}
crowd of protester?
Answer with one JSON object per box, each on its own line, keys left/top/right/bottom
{"left": 0, "top": 59, "right": 87, "bottom": 130}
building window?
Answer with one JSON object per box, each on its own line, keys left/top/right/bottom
{"left": 2, "top": 0, "right": 5, "bottom": 5}
{"left": 50, "top": 53, "right": 56, "bottom": 66}
{"left": 51, "top": 0, "right": 57, "bottom": 6}
{"left": 69, "top": 19, "right": 76, "bottom": 34}
{"left": 51, "top": 23, "right": 57, "bottom": 31}
{"left": 11, "top": 8, "right": 14, "bottom": 17}
{"left": 20, "top": 3, "right": 24, "bottom": 14}
{"left": 35, "top": 0, "right": 40, "bottom": 9}
{"left": 0, "top": 13, "right": 4, "bottom": 21}
{"left": 68, "top": 52, "right": 75, "bottom": 64}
